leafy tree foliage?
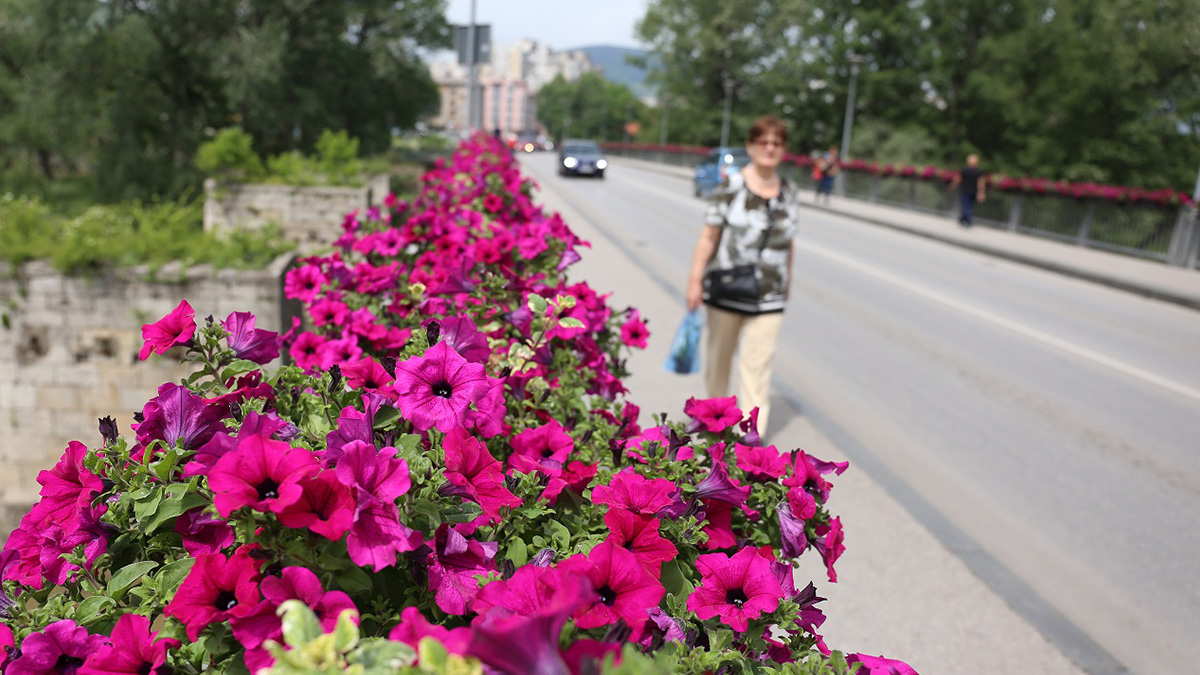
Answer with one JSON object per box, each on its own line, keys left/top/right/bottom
{"left": 636, "top": 0, "right": 1200, "bottom": 190}
{"left": 535, "top": 72, "right": 649, "bottom": 144}
{"left": 0, "top": 0, "right": 450, "bottom": 201}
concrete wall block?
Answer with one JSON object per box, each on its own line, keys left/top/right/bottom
{"left": 35, "top": 385, "right": 81, "bottom": 411}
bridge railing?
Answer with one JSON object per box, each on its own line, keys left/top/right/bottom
{"left": 602, "top": 144, "right": 1199, "bottom": 269}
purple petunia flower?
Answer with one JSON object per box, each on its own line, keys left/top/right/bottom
{"left": 138, "top": 300, "right": 196, "bottom": 361}
{"left": 388, "top": 607, "right": 472, "bottom": 655}
{"left": 467, "top": 571, "right": 593, "bottom": 675}
{"left": 221, "top": 311, "right": 280, "bottom": 364}
{"left": 813, "top": 517, "right": 846, "bottom": 583}
{"left": 432, "top": 316, "right": 491, "bottom": 363}
{"left": 391, "top": 341, "right": 490, "bottom": 432}
{"left": 442, "top": 428, "right": 521, "bottom": 526}
{"left": 8, "top": 620, "right": 107, "bottom": 675}
{"left": 507, "top": 420, "right": 574, "bottom": 476}
{"left": 425, "top": 524, "right": 499, "bottom": 615}
{"left": 134, "top": 382, "right": 229, "bottom": 453}
{"left": 175, "top": 508, "right": 236, "bottom": 556}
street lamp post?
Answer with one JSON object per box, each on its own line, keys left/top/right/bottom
{"left": 464, "top": 0, "right": 478, "bottom": 132}
{"left": 719, "top": 77, "right": 734, "bottom": 148}
{"left": 837, "top": 54, "right": 864, "bottom": 196}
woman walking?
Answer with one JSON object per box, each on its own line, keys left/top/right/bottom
{"left": 685, "top": 115, "right": 798, "bottom": 435}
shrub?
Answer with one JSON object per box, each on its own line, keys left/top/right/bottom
{"left": 195, "top": 128, "right": 266, "bottom": 182}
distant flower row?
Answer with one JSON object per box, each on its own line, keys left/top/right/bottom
{"left": 607, "top": 143, "right": 1194, "bottom": 207}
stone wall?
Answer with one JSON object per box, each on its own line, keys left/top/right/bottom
{"left": 0, "top": 256, "right": 294, "bottom": 534}
{"left": 203, "top": 174, "right": 391, "bottom": 244}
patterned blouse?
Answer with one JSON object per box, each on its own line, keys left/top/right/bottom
{"left": 703, "top": 171, "right": 798, "bottom": 314}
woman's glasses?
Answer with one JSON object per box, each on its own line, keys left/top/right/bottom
{"left": 755, "top": 139, "right": 784, "bottom": 148}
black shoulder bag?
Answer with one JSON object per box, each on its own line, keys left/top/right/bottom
{"left": 702, "top": 198, "right": 775, "bottom": 309}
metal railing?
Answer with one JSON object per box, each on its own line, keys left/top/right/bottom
{"left": 604, "top": 145, "right": 1200, "bottom": 269}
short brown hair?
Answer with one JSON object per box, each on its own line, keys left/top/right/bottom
{"left": 747, "top": 116, "right": 787, "bottom": 146}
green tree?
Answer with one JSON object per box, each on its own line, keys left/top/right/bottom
{"left": 536, "top": 72, "right": 648, "bottom": 144}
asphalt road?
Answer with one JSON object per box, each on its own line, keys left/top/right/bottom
{"left": 518, "top": 152, "right": 1200, "bottom": 675}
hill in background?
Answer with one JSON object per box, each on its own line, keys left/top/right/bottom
{"left": 575, "top": 45, "right": 658, "bottom": 99}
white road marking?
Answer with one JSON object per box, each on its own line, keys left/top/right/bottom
{"left": 799, "top": 240, "right": 1200, "bottom": 405}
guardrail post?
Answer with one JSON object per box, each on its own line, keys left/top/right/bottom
{"left": 1008, "top": 196, "right": 1022, "bottom": 232}
{"left": 1077, "top": 201, "right": 1095, "bottom": 246}
{"left": 907, "top": 180, "right": 916, "bottom": 207}
{"left": 869, "top": 176, "right": 879, "bottom": 203}
{"left": 1167, "top": 205, "right": 1198, "bottom": 267}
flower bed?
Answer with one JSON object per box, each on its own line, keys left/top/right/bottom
{"left": 0, "top": 136, "right": 915, "bottom": 675}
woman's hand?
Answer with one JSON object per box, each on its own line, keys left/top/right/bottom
{"left": 686, "top": 278, "right": 704, "bottom": 311}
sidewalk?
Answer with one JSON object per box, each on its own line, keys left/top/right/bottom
{"left": 529, "top": 168, "right": 1088, "bottom": 675}
{"left": 614, "top": 155, "right": 1200, "bottom": 311}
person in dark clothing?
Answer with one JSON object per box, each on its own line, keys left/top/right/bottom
{"left": 814, "top": 146, "right": 839, "bottom": 203}
{"left": 950, "top": 154, "right": 986, "bottom": 227}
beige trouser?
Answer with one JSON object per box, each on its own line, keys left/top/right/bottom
{"left": 704, "top": 306, "right": 785, "bottom": 435}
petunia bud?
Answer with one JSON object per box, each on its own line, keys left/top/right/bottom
{"left": 98, "top": 416, "right": 119, "bottom": 445}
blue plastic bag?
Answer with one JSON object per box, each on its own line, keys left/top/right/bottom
{"left": 663, "top": 309, "right": 702, "bottom": 374}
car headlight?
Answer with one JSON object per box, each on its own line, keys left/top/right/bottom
{"left": 563, "top": 157, "right": 578, "bottom": 169}
{"left": 596, "top": 159, "right": 608, "bottom": 170}
{"left": 524, "top": 143, "right": 534, "bottom": 152}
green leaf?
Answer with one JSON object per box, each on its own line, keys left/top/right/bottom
{"left": 132, "top": 488, "right": 164, "bottom": 524}
{"left": 527, "top": 294, "right": 548, "bottom": 315}
{"left": 442, "top": 501, "right": 483, "bottom": 524}
{"left": 107, "top": 560, "right": 160, "bottom": 598}
{"left": 220, "top": 359, "right": 261, "bottom": 380}
{"left": 157, "top": 557, "right": 196, "bottom": 593}
{"left": 543, "top": 519, "right": 571, "bottom": 552}
{"left": 411, "top": 499, "right": 444, "bottom": 530}
{"left": 709, "top": 628, "right": 735, "bottom": 653}
{"left": 373, "top": 405, "right": 402, "bottom": 430}
{"left": 141, "top": 490, "right": 208, "bottom": 535}
{"left": 73, "top": 595, "right": 116, "bottom": 623}
{"left": 330, "top": 608, "right": 360, "bottom": 652}
{"left": 336, "top": 564, "right": 374, "bottom": 595}
{"left": 557, "top": 317, "right": 585, "bottom": 329}
{"left": 278, "top": 599, "right": 323, "bottom": 646}
{"left": 659, "top": 560, "right": 694, "bottom": 598}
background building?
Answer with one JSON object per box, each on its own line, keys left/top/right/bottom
{"left": 428, "top": 39, "right": 602, "bottom": 136}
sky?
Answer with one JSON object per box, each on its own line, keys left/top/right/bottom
{"left": 442, "top": 0, "right": 651, "bottom": 51}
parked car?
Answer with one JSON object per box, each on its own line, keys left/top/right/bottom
{"left": 558, "top": 139, "right": 607, "bottom": 179}
{"left": 693, "top": 147, "right": 750, "bottom": 197}
{"left": 514, "top": 133, "right": 541, "bottom": 153}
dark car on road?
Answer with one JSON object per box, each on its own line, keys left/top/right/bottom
{"left": 558, "top": 139, "right": 607, "bottom": 179}
{"left": 693, "top": 147, "right": 750, "bottom": 197}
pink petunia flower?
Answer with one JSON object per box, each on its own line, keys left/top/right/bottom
{"left": 619, "top": 310, "right": 649, "bottom": 349}
{"left": 30, "top": 441, "right": 102, "bottom": 530}
{"left": 687, "top": 547, "right": 783, "bottom": 632}
{"left": 467, "top": 571, "right": 593, "bottom": 675}
{"left": 388, "top": 607, "right": 472, "bottom": 655}
{"left": 138, "top": 300, "right": 196, "bottom": 360}
{"left": 392, "top": 341, "right": 490, "bottom": 432}
{"left": 733, "top": 443, "right": 789, "bottom": 482}
{"left": 207, "top": 432, "right": 319, "bottom": 518}
{"left": 309, "top": 297, "right": 350, "bottom": 328}
{"left": 603, "top": 509, "right": 677, "bottom": 575}
{"left": 442, "top": 428, "right": 521, "bottom": 525}
{"left": 683, "top": 396, "right": 742, "bottom": 433}
{"left": 341, "top": 357, "right": 394, "bottom": 391}
{"left": 288, "top": 331, "right": 328, "bottom": 371}
{"left": 432, "top": 316, "right": 491, "bottom": 363}
{"left": 163, "top": 546, "right": 263, "bottom": 640}
{"left": 507, "top": 420, "right": 574, "bottom": 476}
{"left": 700, "top": 499, "right": 738, "bottom": 550}
{"left": 8, "top": 620, "right": 107, "bottom": 675}
{"left": 221, "top": 311, "right": 280, "bottom": 364}
{"left": 590, "top": 468, "right": 678, "bottom": 516}
{"left": 813, "top": 516, "right": 846, "bottom": 582}
{"left": 277, "top": 470, "right": 355, "bottom": 541}
{"left": 78, "top": 613, "right": 180, "bottom": 675}
{"left": 559, "top": 541, "right": 664, "bottom": 640}
{"left": 846, "top": 654, "right": 920, "bottom": 675}
{"left": 231, "top": 566, "right": 357, "bottom": 672}
{"left": 335, "top": 441, "right": 421, "bottom": 570}
{"left": 284, "top": 265, "right": 328, "bottom": 303}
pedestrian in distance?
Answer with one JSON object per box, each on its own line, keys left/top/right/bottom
{"left": 814, "top": 146, "right": 839, "bottom": 203}
{"left": 685, "top": 115, "right": 799, "bottom": 436}
{"left": 950, "top": 153, "right": 987, "bottom": 227}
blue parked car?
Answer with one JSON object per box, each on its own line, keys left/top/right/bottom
{"left": 693, "top": 147, "right": 750, "bottom": 197}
